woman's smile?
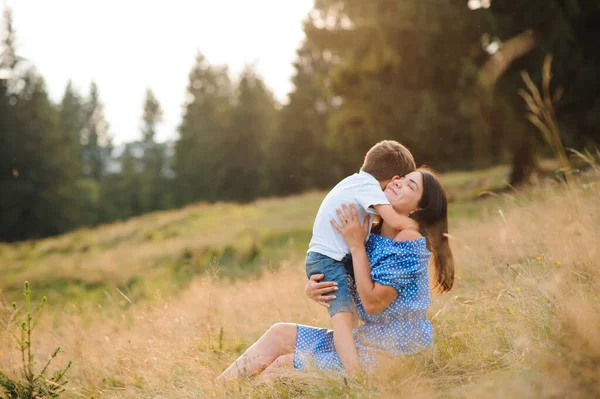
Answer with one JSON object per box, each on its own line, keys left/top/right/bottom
{"left": 385, "top": 186, "right": 399, "bottom": 196}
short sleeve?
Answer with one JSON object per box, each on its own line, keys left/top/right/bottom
{"left": 371, "top": 251, "right": 427, "bottom": 292}
{"left": 355, "top": 182, "right": 390, "bottom": 215}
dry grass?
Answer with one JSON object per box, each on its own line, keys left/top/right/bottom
{"left": 0, "top": 168, "right": 599, "bottom": 398}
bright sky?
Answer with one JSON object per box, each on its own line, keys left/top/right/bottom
{"left": 5, "top": 0, "right": 313, "bottom": 143}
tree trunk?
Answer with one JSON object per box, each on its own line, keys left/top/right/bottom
{"left": 509, "top": 134, "right": 536, "bottom": 185}
{"left": 473, "top": 30, "right": 539, "bottom": 173}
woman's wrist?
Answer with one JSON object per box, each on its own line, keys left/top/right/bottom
{"left": 349, "top": 243, "right": 366, "bottom": 256}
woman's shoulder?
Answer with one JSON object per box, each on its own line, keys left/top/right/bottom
{"left": 393, "top": 229, "right": 423, "bottom": 242}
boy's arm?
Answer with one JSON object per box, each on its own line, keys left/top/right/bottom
{"left": 372, "top": 204, "right": 418, "bottom": 231}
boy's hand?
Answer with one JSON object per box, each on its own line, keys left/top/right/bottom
{"left": 305, "top": 274, "right": 338, "bottom": 308}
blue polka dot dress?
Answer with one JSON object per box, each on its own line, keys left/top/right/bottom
{"left": 294, "top": 234, "right": 433, "bottom": 372}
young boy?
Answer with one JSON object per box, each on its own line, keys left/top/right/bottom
{"left": 306, "top": 140, "right": 417, "bottom": 374}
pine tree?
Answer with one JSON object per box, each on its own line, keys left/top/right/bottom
{"left": 82, "top": 81, "right": 112, "bottom": 180}
{"left": 0, "top": 8, "right": 17, "bottom": 228}
{"left": 221, "top": 66, "right": 276, "bottom": 201}
{"left": 266, "top": 40, "right": 340, "bottom": 195}
{"left": 174, "top": 52, "right": 233, "bottom": 203}
{"left": 139, "top": 88, "right": 167, "bottom": 211}
{"left": 118, "top": 143, "right": 143, "bottom": 218}
{"left": 0, "top": 9, "right": 81, "bottom": 240}
{"left": 56, "top": 81, "right": 87, "bottom": 226}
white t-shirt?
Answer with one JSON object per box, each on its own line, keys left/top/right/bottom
{"left": 308, "top": 171, "right": 390, "bottom": 261}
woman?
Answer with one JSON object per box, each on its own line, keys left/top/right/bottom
{"left": 218, "top": 168, "right": 454, "bottom": 379}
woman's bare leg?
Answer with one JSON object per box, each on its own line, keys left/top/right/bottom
{"left": 217, "top": 323, "right": 297, "bottom": 380}
{"left": 257, "top": 353, "right": 295, "bottom": 381}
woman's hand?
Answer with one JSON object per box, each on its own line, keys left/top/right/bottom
{"left": 305, "top": 274, "right": 338, "bottom": 308}
{"left": 330, "top": 203, "right": 370, "bottom": 252}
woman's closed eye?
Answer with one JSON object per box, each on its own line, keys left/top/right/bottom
{"left": 408, "top": 178, "right": 419, "bottom": 191}
{"left": 395, "top": 178, "right": 415, "bottom": 191}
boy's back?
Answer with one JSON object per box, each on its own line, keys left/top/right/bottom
{"left": 308, "top": 170, "right": 389, "bottom": 261}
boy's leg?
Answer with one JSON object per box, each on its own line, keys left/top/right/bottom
{"left": 306, "top": 253, "right": 361, "bottom": 374}
{"left": 331, "top": 312, "right": 361, "bottom": 375}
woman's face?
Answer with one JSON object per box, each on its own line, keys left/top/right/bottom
{"left": 384, "top": 171, "right": 423, "bottom": 215}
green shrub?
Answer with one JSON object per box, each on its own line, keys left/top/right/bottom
{"left": 0, "top": 282, "right": 72, "bottom": 399}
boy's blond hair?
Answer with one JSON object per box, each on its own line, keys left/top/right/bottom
{"left": 361, "top": 140, "right": 416, "bottom": 181}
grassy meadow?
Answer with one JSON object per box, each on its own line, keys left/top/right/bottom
{"left": 1, "top": 164, "right": 599, "bottom": 398}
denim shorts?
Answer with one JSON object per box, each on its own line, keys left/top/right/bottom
{"left": 305, "top": 252, "right": 354, "bottom": 317}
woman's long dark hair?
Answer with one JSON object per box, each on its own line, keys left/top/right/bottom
{"left": 410, "top": 168, "right": 454, "bottom": 293}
